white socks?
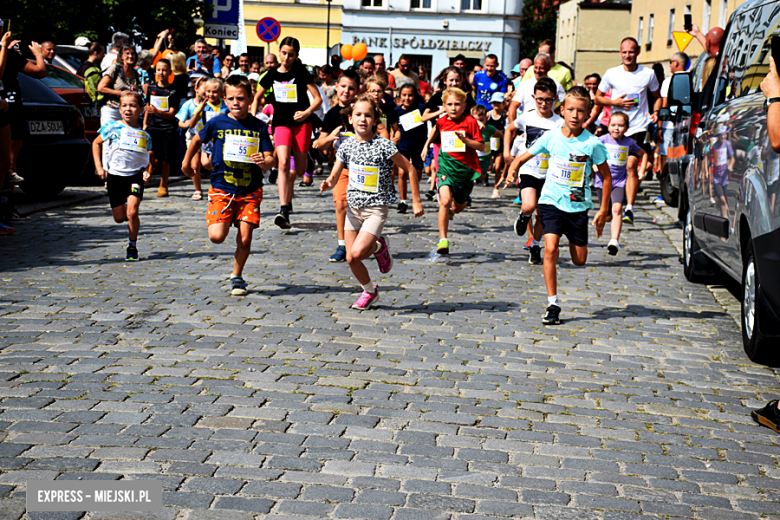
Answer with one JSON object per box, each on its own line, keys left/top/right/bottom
{"left": 625, "top": 204, "right": 633, "bottom": 212}
{"left": 361, "top": 282, "right": 375, "bottom": 293}
{"left": 338, "top": 240, "right": 346, "bottom": 247}
{"left": 548, "top": 295, "right": 560, "bottom": 307}
{"left": 531, "top": 239, "right": 540, "bottom": 247}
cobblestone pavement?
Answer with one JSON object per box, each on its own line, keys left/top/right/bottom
{"left": 1, "top": 178, "right": 779, "bottom": 520}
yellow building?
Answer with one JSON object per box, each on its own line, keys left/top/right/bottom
{"left": 629, "top": 0, "right": 749, "bottom": 68}
{"left": 210, "top": 0, "right": 342, "bottom": 66}
{"left": 557, "top": 0, "right": 632, "bottom": 80}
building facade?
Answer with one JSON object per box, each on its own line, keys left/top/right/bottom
{"left": 629, "top": 0, "right": 749, "bottom": 68}
{"left": 340, "top": 0, "right": 522, "bottom": 78}
{"left": 557, "top": 0, "right": 631, "bottom": 80}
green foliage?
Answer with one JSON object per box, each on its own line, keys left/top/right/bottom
{"left": 4, "top": 0, "right": 205, "bottom": 48}
{"left": 518, "top": 0, "right": 558, "bottom": 61}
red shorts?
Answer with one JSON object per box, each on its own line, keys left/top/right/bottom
{"left": 274, "top": 122, "right": 312, "bottom": 154}
{"left": 207, "top": 188, "right": 263, "bottom": 227}
{"left": 333, "top": 170, "right": 349, "bottom": 203}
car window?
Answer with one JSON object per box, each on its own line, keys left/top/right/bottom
{"left": 56, "top": 52, "right": 86, "bottom": 71}
{"left": 41, "top": 65, "right": 85, "bottom": 90}
{"left": 19, "top": 74, "right": 68, "bottom": 104}
{"left": 714, "top": 3, "right": 780, "bottom": 106}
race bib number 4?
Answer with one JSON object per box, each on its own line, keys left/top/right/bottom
{"left": 400, "top": 109, "right": 423, "bottom": 131}
{"left": 119, "top": 127, "right": 148, "bottom": 153}
{"left": 274, "top": 84, "right": 298, "bottom": 103}
{"left": 441, "top": 131, "right": 466, "bottom": 153}
{"left": 548, "top": 157, "right": 587, "bottom": 187}
{"left": 348, "top": 164, "right": 379, "bottom": 193}
{"left": 606, "top": 144, "right": 628, "bottom": 167}
{"left": 150, "top": 96, "right": 169, "bottom": 111}
{"left": 224, "top": 134, "right": 259, "bottom": 164}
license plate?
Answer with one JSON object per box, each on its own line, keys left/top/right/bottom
{"left": 29, "top": 121, "right": 64, "bottom": 135}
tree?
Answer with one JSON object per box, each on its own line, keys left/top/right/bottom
{"left": 4, "top": 0, "right": 205, "bottom": 49}
{"left": 518, "top": 0, "right": 557, "bottom": 62}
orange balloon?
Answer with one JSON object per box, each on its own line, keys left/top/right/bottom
{"left": 341, "top": 44, "right": 353, "bottom": 61}
{"left": 352, "top": 42, "right": 368, "bottom": 62}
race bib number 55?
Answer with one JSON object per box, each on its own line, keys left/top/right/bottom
{"left": 224, "top": 134, "right": 259, "bottom": 164}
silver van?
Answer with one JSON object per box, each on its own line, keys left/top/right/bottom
{"left": 668, "top": 0, "right": 780, "bottom": 365}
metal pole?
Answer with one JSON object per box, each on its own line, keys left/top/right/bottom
{"left": 327, "top": 0, "right": 332, "bottom": 53}
{"left": 389, "top": 26, "right": 393, "bottom": 66}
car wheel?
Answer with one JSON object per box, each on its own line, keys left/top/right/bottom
{"left": 683, "top": 198, "right": 702, "bottom": 282}
{"left": 741, "top": 240, "right": 776, "bottom": 366}
{"left": 660, "top": 166, "right": 679, "bottom": 207}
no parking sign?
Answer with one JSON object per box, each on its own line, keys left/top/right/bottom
{"left": 256, "top": 17, "right": 281, "bottom": 43}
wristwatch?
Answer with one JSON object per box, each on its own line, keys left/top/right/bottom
{"left": 767, "top": 97, "right": 780, "bottom": 106}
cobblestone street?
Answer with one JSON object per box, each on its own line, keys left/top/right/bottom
{"left": 1, "top": 180, "right": 779, "bottom": 520}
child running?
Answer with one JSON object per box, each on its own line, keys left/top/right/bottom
{"left": 320, "top": 95, "right": 424, "bottom": 310}
{"left": 598, "top": 111, "right": 647, "bottom": 255}
{"left": 470, "top": 105, "right": 502, "bottom": 196}
{"left": 502, "top": 77, "right": 563, "bottom": 264}
{"left": 421, "top": 87, "right": 483, "bottom": 256}
{"left": 91, "top": 91, "right": 152, "bottom": 261}
{"left": 505, "top": 87, "right": 612, "bottom": 325}
{"left": 395, "top": 84, "right": 428, "bottom": 214}
{"left": 315, "top": 69, "right": 360, "bottom": 263}
{"left": 181, "top": 75, "right": 274, "bottom": 296}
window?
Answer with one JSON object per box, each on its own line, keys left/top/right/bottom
{"left": 703, "top": 0, "right": 711, "bottom": 33}
{"left": 362, "top": 0, "right": 382, "bottom": 6}
{"left": 461, "top": 0, "right": 482, "bottom": 11}
{"left": 719, "top": 0, "right": 727, "bottom": 26}
{"left": 638, "top": 16, "right": 644, "bottom": 44}
{"left": 667, "top": 9, "right": 675, "bottom": 46}
{"left": 647, "top": 13, "right": 654, "bottom": 45}
{"left": 411, "top": 0, "right": 432, "bottom": 7}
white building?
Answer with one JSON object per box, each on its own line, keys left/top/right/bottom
{"left": 341, "top": 0, "right": 522, "bottom": 79}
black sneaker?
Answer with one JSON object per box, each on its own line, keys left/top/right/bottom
{"left": 397, "top": 201, "right": 408, "bottom": 214}
{"left": 529, "top": 245, "right": 542, "bottom": 265}
{"left": 514, "top": 213, "right": 531, "bottom": 236}
{"left": 126, "top": 245, "right": 139, "bottom": 262}
{"left": 542, "top": 305, "right": 561, "bottom": 325}
{"left": 622, "top": 208, "right": 634, "bottom": 225}
{"left": 268, "top": 169, "right": 278, "bottom": 184}
{"left": 751, "top": 400, "right": 780, "bottom": 434}
{"left": 425, "top": 190, "right": 435, "bottom": 201}
{"left": 287, "top": 202, "right": 294, "bottom": 214}
{"left": 466, "top": 195, "right": 472, "bottom": 207}
{"left": 274, "top": 212, "right": 291, "bottom": 230}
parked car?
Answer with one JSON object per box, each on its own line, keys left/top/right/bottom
{"left": 668, "top": 0, "right": 780, "bottom": 366}
{"left": 16, "top": 73, "right": 91, "bottom": 198}
{"left": 40, "top": 63, "right": 99, "bottom": 142}
{"left": 22, "top": 45, "right": 89, "bottom": 75}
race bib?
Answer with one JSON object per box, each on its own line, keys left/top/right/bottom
{"left": 400, "top": 109, "right": 423, "bottom": 131}
{"left": 348, "top": 164, "right": 379, "bottom": 193}
{"left": 477, "top": 142, "right": 491, "bottom": 157}
{"left": 380, "top": 113, "right": 387, "bottom": 127}
{"left": 441, "top": 131, "right": 466, "bottom": 153}
{"left": 524, "top": 153, "right": 550, "bottom": 177}
{"left": 714, "top": 147, "right": 728, "bottom": 167}
{"left": 150, "top": 96, "right": 169, "bottom": 111}
{"left": 274, "top": 84, "right": 298, "bottom": 103}
{"left": 490, "top": 136, "right": 500, "bottom": 151}
{"left": 548, "top": 157, "right": 587, "bottom": 187}
{"left": 224, "top": 134, "right": 259, "bottom": 164}
{"left": 605, "top": 144, "right": 628, "bottom": 167}
{"left": 622, "top": 92, "right": 640, "bottom": 111}
{"left": 118, "top": 127, "right": 148, "bottom": 153}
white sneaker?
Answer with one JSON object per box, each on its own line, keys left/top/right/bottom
{"left": 8, "top": 172, "right": 24, "bottom": 183}
{"left": 491, "top": 189, "right": 500, "bottom": 199}
{"left": 607, "top": 239, "right": 619, "bottom": 256}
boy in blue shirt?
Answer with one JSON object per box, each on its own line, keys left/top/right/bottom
{"left": 182, "top": 76, "right": 274, "bottom": 296}
{"left": 509, "top": 87, "right": 612, "bottom": 324}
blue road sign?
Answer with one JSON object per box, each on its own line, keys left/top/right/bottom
{"left": 205, "top": 0, "right": 240, "bottom": 25}
{"left": 256, "top": 17, "right": 281, "bottom": 43}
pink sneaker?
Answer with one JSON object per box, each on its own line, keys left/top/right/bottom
{"left": 352, "top": 286, "right": 380, "bottom": 310}
{"left": 374, "top": 236, "right": 393, "bottom": 274}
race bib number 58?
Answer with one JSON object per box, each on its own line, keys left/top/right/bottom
{"left": 348, "top": 164, "right": 379, "bottom": 193}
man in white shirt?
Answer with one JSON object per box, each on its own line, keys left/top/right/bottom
{"left": 507, "top": 53, "right": 565, "bottom": 126}
{"left": 596, "top": 37, "right": 661, "bottom": 223}
{"left": 101, "top": 32, "right": 130, "bottom": 71}
{"left": 658, "top": 52, "right": 689, "bottom": 176}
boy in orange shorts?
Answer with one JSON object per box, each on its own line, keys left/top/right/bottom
{"left": 182, "top": 75, "right": 274, "bottom": 295}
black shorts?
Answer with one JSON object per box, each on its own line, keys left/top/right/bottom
{"left": 107, "top": 172, "right": 145, "bottom": 209}
{"left": 519, "top": 175, "right": 545, "bottom": 193}
{"left": 629, "top": 131, "right": 652, "bottom": 156}
{"left": 713, "top": 183, "right": 726, "bottom": 198}
{"left": 399, "top": 150, "right": 424, "bottom": 171}
{"left": 538, "top": 203, "right": 589, "bottom": 247}
{"left": 148, "top": 129, "right": 179, "bottom": 163}
{"left": 7, "top": 103, "right": 27, "bottom": 141}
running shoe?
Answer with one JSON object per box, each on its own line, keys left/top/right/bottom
{"left": 0, "top": 222, "right": 16, "bottom": 235}
{"left": 11, "top": 209, "right": 26, "bottom": 221}
{"left": 268, "top": 169, "right": 278, "bottom": 184}
{"left": 622, "top": 208, "right": 634, "bottom": 225}
{"left": 126, "top": 245, "right": 139, "bottom": 262}
{"left": 425, "top": 190, "right": 435, "bottom": 201}
{"left": 352, "top": 286, "right": 379, "bottom": 310}
{"left": 230, "top": 276, "right": 248, "bottom": 296}
{"left": 542, "top": 305, "right": 561, "bottom": 325}
{"left": 607, "top": 239, "right": 620, "bottom": 256}
{"left": 653, "top": 196, "right": 664, "bottom": 203}
{"left": 709, "top": 197, "right": 716, "bottom": 205}
{"left": 287, "top": 202, "right": 294, "bottom": 214}
{"left": 374, "top": 235, "right": 393, "bottom": 274}
{"left": 274, "top": 212, "right": 291, "bottom": 230}
{"left": 329, "top": 245, "right": 347, "bottom": 262}
{"left": 751, "top": 400, "right": 780, "bottom": 434}
{"left": 448, "top": 208, "right": 455, "bottom": 220}
{"left": 523, "top": 236, "right": 533, "bottom": 250}
{"left": 491, "top": 189, "right": 500, "bottom": 199}
{"left": 8, "top": 172, "right": 24, "bottom": 183}
{"left": 529, "top": 245, "right": 542, "bottom": 265}
{"left": 513, "top": 196, "right": 521, "bottom": 205}
{"left": 514, "top": 213, "right": 531, "bottom": 236}
{"left": 397, "top": 201, "right": 408, "bottom": 214}
{"left": 157, "top": 186, "right": 169, "bottom": 198}
{"left": 436, "top": 239, "right": 450, "bottom": 255}
{"left": 466, "top": 196, "right": 472, "bottom": 208}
